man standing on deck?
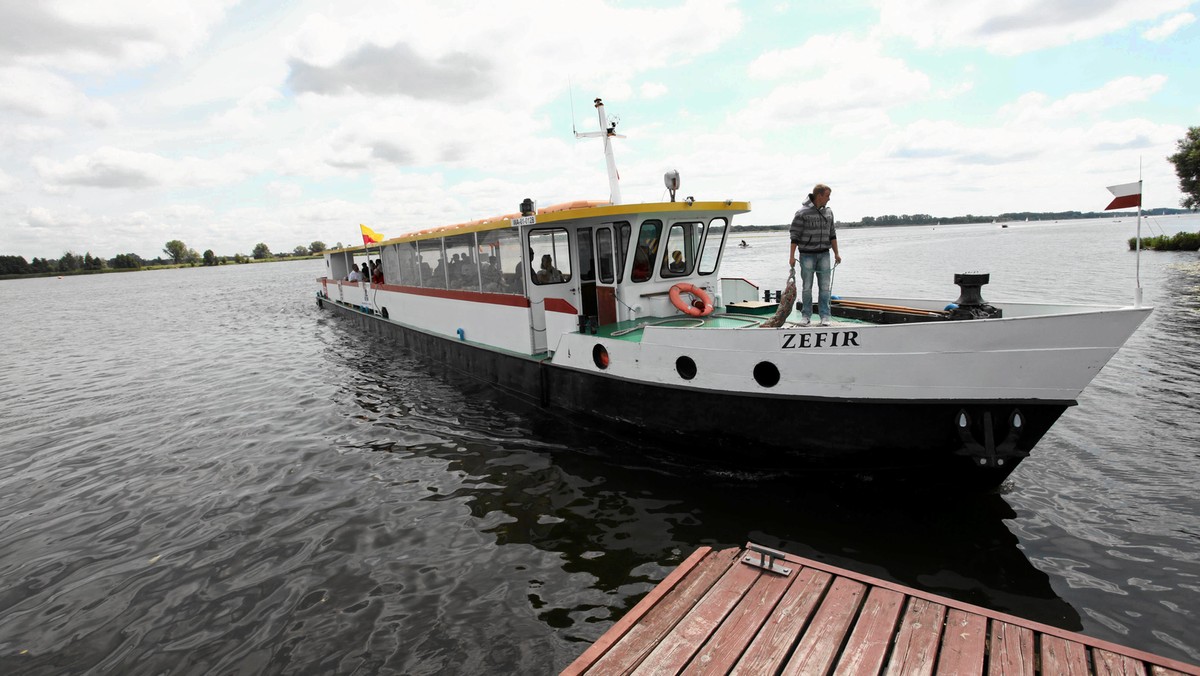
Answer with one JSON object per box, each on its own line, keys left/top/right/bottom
{"left": 788, "top": 184, "right": 841, "bottom": 326}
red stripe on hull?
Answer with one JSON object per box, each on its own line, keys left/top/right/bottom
{"left": 1105, "top": 194, "right": 1141, "bottom": 210}
{"left": 322, "top": 278, "right": 531, "bottom": 308}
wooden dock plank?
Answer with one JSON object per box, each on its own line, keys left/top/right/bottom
{"left": 834, "top": 586, "right": 906, "bottom": 676}
{"left": 582, "top": 547, "right": 740, "bottom": 675}
{"left": 781, "top": 576, "right": 868, "bottom": 676}
{"left": 565, "top": 543, "right": 1200, "bottom": 676}
{"left": 1041, "top": 635, "right": 1090, "bottom": 676}
{"left": 636, "top": 550, "right": 765, "bottom": 674}
{"left": 562, "top": 546, "right": 714, "bottom": 676}
{"left": 988, "top": 620, "right": 1035, "bottom": 676}
{"left": 883, "top": 598, "right": 947, "bottom": 676}
{"left": 730, "top": 567, "right": 834, "bottom": 675}
{"left": 680, "top": 562, "right": 796, "bottom": 675}
{"left": 1094, "top": 648, "right": 1150, "bottom": 676}
{"left": 935, "top": 609, "right": 987, "bottom": 676}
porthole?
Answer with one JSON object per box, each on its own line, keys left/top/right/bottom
{"left": 592, "top": 344, "right": 610, "bottom": 370}
{"left": 676, "top": 356, "right": 697, "bottom": 380}
{"left": 753, "top": 361, "right": 780, "bottom": 388}
{"left": 381, "top": 307, "right": 389, "bottom": 319}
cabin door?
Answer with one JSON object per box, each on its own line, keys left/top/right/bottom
{"left": 592, "top": 226, "right": 619, "bottom": 326}
{"left": 576, "top": 228, "right": 599, "bottom": 330}
{"left": 525, "top": 227, "right": 577, "bottom": 354}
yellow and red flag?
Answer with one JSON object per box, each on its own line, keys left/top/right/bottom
{"left": 360, "top": 224, "right": 384, "bottom": 245}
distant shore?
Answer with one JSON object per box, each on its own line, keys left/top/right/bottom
{"left": 732, "top": 207, "right": 1192, "bottom": 232}
{"left": 0, "top": 254, "right": 319, "bottom": 282}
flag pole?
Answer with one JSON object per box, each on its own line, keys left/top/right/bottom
{"left": 1135, "top": 159, "right": 1143, "bottom": 308}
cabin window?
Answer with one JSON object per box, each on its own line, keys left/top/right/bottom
{"left": 660, "top": 222, "right": 701, "bottom": 278}
{"left": 697, "top": 218, "right": 727, "bottom": 275}
{"left": 529, "top": 228, "right": 572, "bottom": 285}
{"left": 577, "top": 228, "right": 596, "bottom": 282}
{"left": 397, "top": 241, "right": 420, "bottom": 286}
{"left": 477, "top": 228, "right": 524, "bottom": 294}
{"left": 417, "top": 238, "right": 445, "bottom": 288}
{"left": 631, "top": 220, "right": 662, "bottom": 283}
{"left": 381, "top": 244, "right": 402, "bottom": 285}
{"left": 444, "top": 233, "right": 480, "bottom": 292}
{"left": 596, "top": 229, "right": 615, "bottom": 284}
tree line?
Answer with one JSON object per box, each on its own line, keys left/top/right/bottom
{"left": 1, "top": 239, "right": 341, "bottom": 277}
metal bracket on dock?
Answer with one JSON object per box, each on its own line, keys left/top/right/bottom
{"left": 742, "top": 544, "right": 792, "bottom": 576}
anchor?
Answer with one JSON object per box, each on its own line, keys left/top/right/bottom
{"left": 954, "top": 408, "right": 1029, "bottom": 468}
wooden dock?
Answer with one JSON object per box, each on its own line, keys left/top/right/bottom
{"left": 563, "top": 543, "right": 1200, "bottom": 676}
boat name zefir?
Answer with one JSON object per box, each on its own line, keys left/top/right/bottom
{"left": 780, "top": 331, "right": 861, "bottom": 349}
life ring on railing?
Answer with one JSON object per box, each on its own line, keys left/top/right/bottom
{"left": 669, "top": 283, "right": 714, "bottom": 317}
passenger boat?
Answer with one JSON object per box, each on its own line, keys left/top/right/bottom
{"left": 315, "top": 99, "right": 1150, "bottom": 490}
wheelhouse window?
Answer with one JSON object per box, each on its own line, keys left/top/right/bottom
{"left": 577, "top": 228, "right": 595, "bottom": 282}
{"left": 529, "top": 228, "right": 572, "bottom": 285}
{"left": 617, "top": 222, "right": 630, "bottom": 282}
{"left": 477, "top": 227, "right": 524, "bottom": 294}
{"left": 660, "top": 221, "right": 702, "bottom": 278}
{"left": 697, "top": 218, "right": 727, "bottom": 275}
{"left": 596, "top": 229, "right": 615, "bottom": 284}
{"left": 631, "top": 220, "right": 662, "bottom": 283}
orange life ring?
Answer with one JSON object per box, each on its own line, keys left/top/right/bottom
{"left": 669, "top": 283, "right": 714, "bottom": 317}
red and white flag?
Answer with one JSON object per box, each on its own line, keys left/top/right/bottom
{"left": 1105, "top": 181, "right": 1141, "bottom": 210}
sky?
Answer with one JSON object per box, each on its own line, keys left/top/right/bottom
{"left": 0, "top": 0, "right": 1197, "bottom": 260}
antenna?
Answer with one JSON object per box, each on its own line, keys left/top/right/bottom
{"left": 568, "top": 77, "right": 577, "bottom": 136}
{"left": 575, "top": 97, "right": 626, "bottom": 205}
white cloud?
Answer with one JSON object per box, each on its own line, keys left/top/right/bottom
{"left": 879, "top": 0, "right": 1191, "bottom": 54}
{"left": 738, "top": 34, "right": 930, "bottom": 126}
{"left": 641, "top": 82, "right": 668, "bottom": 99}
{"left": 33, "top": 146, "right": 256, "bottom": 189}
{"left": 1000, "top": 75, "right": 1168, "bottom": 123}
{"left": 1143, "top": 12, "right": 1196, "bottom": 40}
{"left": 0, "top": 168, "right": 18, "bottom": 193}
{"left": 0, "top": 0, "right": 238, "bottom": 72}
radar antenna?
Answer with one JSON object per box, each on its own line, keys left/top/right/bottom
{"left": 574, "top": 97, "right": 625, "bottom": 205}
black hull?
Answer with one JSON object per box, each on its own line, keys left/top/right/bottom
{"left": 321, "top": 298, "right": 1070, "bottom": 491}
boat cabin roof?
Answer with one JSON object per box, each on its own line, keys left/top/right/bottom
{"left": 327, "top": 199, "right": 751, "bottom": 255}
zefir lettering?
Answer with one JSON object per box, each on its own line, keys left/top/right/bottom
{"left": 780, "top": 331, "right": 860, "bottom": 349}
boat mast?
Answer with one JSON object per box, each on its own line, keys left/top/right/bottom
{"left": 575, "top": 98, "right": 624, "bottom": 205}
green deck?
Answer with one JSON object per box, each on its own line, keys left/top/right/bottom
{"left": 590, "top": 311, "right": 875, "bottom": 342}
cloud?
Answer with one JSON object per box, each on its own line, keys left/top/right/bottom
{"left": 0, "top": 168, "right": 17, "bottom": 193}
{"left": 1143, "top": 12, "right": 1195, "bottom": 40}
{"left": 641, "top": 82, "right": 668, "bottom": 99}
{"left": 287, "top": 42, "right": 495, "bottom": 103}
{"left": 0, "top": 0, "right": 237, "bottom": 72}
{"left": 879, "top": 0, "right": 1191, "bottom": 54}
{"left": 738, "top": 34, "right": 930, "bottom": 126}
{"left": 1000, "top": 75, "right": 1168, "bottom": 123}
{"left": 33, "top": 147, "right": 254, "bottom": 190}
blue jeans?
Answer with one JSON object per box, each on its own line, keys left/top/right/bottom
{"left": 797, "top": 251, "right": 832, "bottom": 320}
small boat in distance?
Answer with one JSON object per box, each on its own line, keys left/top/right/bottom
{"left": 315, "top": 98, "right": 1150, "bottom": 491}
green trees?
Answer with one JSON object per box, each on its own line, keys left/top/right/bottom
{"left": 309, "top": 241, "right": 326, "bottom": 254}
{"left": 292, "top": 245, "right": 309, "bottom": 257}
{"left": 163, "top": 240, "right": 187, "bottom": 264}
{"left": 203, "top": 249, "right": 217, "bottom": 266}
{"left": 1168, "top": 126, "right": 1200, "bottom": 210}
{"left": 0, "top": 255, "right": 31, "bottom": 275}
{"left": 252, "top": 242, "right": 272, "bottom": 259}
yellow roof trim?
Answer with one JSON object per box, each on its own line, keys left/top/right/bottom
{"left": 325, "top": 199, "right": 752, "bottom": 254}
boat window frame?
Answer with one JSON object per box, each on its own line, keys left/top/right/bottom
{"left": 659, "top": 221, "right": 701, "bottom": 279}
{"left": 528, "top": 227, "right": 573, "bottom": 286}
{"left": 630, "top": 220, "right": 663, "bottom": 283}
{"left": 697, "top": 217, "right": 728, "bottom": 276}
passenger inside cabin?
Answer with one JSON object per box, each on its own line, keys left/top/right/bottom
{"left": 347, "top": 265, "right": 362, "bottom": 282}
{"left": 360, "top": 262, "right": 370, "bottom": 281}
{"left": 537, "top": 254, "right": 563, "bottom": 283}
{"left": 632, "top": 247, "right": 651, "bottom": 280}
{"left": 371, "top": 260, "right": 384, "bottom": 284}
{"left": 668, "top": 250, "right": 685, "bottom": 273}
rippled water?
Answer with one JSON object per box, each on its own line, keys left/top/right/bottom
{"left": 1, "top": 216, "right": 1197, "bottom": 674}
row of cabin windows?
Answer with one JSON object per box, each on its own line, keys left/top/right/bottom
{"left": 359, "top": 217, "right": 728, "bottom": 294}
